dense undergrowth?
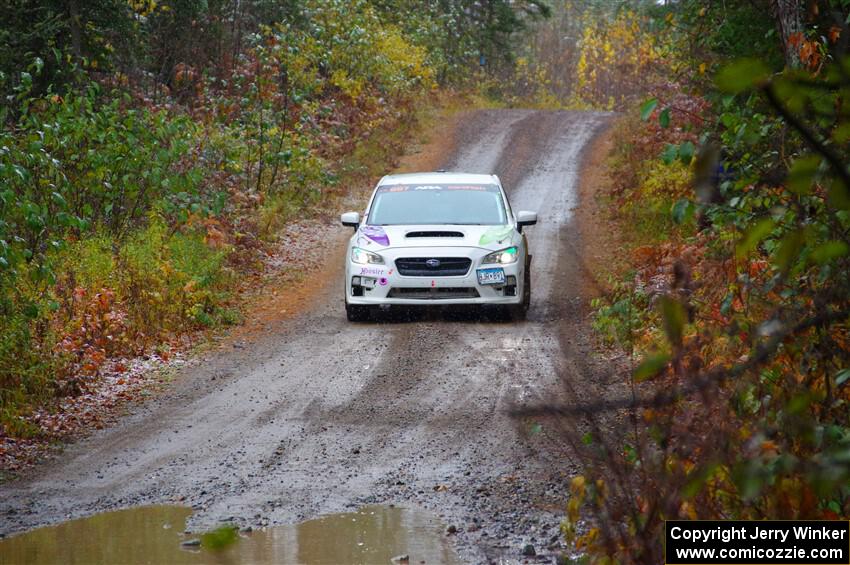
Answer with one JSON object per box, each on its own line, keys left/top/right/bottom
{"left": 0, "top": 0, "right": 555, "bottom": 440}
{"left": 7, "top": 3, "right": 846, "bottom": 560}
{"left": 553, "top": 1, "right": 850, "bottom": 561}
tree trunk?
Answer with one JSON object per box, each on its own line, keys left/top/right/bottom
{"left": 67, "top": 0, "right": 82, "bottom": 61}
{"left": 772, "top": 0, "right": 804, "bottom": 68}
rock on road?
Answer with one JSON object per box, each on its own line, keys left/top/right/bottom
{"left": 0, "top": 110, "right": 615, "bottom": 563}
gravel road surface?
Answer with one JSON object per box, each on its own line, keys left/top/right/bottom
{"left": 0, "top": 109, "right": 615, "bottom": 563}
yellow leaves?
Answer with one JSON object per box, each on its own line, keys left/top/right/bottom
{"left": 575, "top": 527, "right": 599, "bottom": 550}
{"left": 563, "top": 474, "right": 610, "bottom": 551}
{"left": 373, "top": 27, "right": 435, "bottom": 92}
{"left": 570, "top": 474, "right": 587, "bottom": 498}
{"left": 699, "top": 62, "right": 707, "bottom": 75}
{"left": 573, "top": 9, "right": 667, "bottom": 108}
{"left": 639, "top": 159, "right": 692, "bottom": 200}
{"left": 737, "top": 424, "right": 753, "bottom": 443}
{"left": 127, "top": 0, "right": 158, "bottom": 17}
{"left": 678, "top": 501, "right": 697, "bottom": 520}
{"left": 595, "top": 478, "right": 608, "bottom": 501}
{"left": 562, "top": 474, "right": 588, "bottom": 544}
{"left": 330, "top": 69, "right": 363, "bottom": 100}
{"left": 566, "top": 496, "right": 582, "bottom": 523}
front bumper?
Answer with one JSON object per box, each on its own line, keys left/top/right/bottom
{"left": 345, "top": 247, "right": 524, "bottom": 306}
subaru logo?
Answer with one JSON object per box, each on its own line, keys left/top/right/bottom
{"left": 425, "top": 259, "right": 441, "bottom": 268}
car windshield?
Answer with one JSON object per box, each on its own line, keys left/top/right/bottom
{"left": 367, "top": 183, "right": 507, "bottom": 225}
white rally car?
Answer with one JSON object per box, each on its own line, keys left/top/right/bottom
{"left": 340, "top": 172, "right": 537, "bottom": 321}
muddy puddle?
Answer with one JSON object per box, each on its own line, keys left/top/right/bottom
{"left": 0, "top": 504, "right": 458, "bottom": 564}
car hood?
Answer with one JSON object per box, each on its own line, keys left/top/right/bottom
{"left": 353, "top": 224, "right": 518, "bottom": 252}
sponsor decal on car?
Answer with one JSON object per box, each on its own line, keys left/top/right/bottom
{"left": 359, "top": 267, "right": 386, "bottom": 276}
{"left": 375, "top": 183, "right": 499, "bottom": 193}
{"left": 479, "top": 225, "right": 513, "bottom": 245}
{"left": 360, "top": 225, "right": 389, "bottom": 246}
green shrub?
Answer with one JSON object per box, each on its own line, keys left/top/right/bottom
{"left": 0, "top": 86, "right": 203, "bottom": 276}
{"left": 591, "top": 284, "right": 650, "bottom": 348}
{"left": 0, "top": 307, "right": 56, "bottom": 437}
{"left": 623, "top": 159, "right": 692, "bottom": 241}
{"left": 0, "top": 0, "right": 452, "bottom": 440}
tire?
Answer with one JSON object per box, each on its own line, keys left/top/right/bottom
{"left": 522, "top": 253, "right": 531, "bottom": 310}
{"left": 507, "top": 254, "right": 531, "bottom": 321}
{"left": 345, "top": 302, "right": 371, "bottom": 322}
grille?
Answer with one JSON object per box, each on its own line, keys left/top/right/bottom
{"left": 387, "top": 287, "right": 479, "bottom": 299}
{"left": 405, "top": 231, "right": 464, "bottom": 238}
{"left": 395, "top": 257, "right": 472, "bottom": 277}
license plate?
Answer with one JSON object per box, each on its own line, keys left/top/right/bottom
{"left": 477, "top": 267, "right": 506, "bottom": 285}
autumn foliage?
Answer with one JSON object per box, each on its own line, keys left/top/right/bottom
{"left": 563, "top": 1, "right": 850, "bottom": 561}
{"left": 1, "top": 0, "right": 550, "bottom": 444}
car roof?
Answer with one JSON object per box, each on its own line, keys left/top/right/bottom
{"left": 377, "top": 172, "right": 500, "bottom": 187}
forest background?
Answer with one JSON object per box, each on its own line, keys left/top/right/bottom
{"left": 2, "top": 2, "right": 849, "bottom": 562}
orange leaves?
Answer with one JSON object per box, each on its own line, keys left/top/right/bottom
{"left": 788, "top": 32, "right": 824, "bottom": 72}
{"left": 204, "top": 218, "right": 228, "bottom": 249}
{"left": 788, "top": 32, "right": 804, "bottom": 50}
{"left": 632, "top": 245, "right": 658, "bottom": 263}
{"left": 54, "top": 287, "right": 131, "bottom": 386}
{"left": 759, "top": 440, "right": 779, "bottom": 456}
{"left": 831, "top": 326, "right": 850, "bottom": 353}
{"left": 771, "top": 479, "right": 820, "bottom": 519}
{"left": 747, "top": 259, "right": 769, "bottom": 278}
{"left": 828, "top": 26, "right": 842, "bottom": 44}
{"left": 799, "top": 41, "right": 822, "bottom": 71}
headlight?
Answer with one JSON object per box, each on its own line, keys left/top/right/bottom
{"left": 482, "top": 246, "right": 518, "bottom": 265}
{"left": 351, "top": 247, "right": 384, "bottom": 265}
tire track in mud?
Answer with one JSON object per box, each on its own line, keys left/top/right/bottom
{"left": 0, "top": 109, "right": 615, "bottom": 564}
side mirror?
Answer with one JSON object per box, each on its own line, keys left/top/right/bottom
{"left": 516, "top": 210, "right": 537, "bottom": 232}
{"left": 340, "top": 212, "right": 360, "bottom": 230}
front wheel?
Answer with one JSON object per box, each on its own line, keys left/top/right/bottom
{"left": 345, "top": 302, "right": 371, "bottom": 322}
{"left": 521, "top": 254, "right": 531, "bottom": 310}
{"left": 507, "top": 255, "right": 531, "bottom": 321}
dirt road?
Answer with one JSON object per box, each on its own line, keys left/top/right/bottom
{"left": 0, "top": 110, "right": 614, "bottom": 563}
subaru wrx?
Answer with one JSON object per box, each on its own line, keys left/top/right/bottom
{"left": 340, "top": 172, "right": 537, "bottom": 321}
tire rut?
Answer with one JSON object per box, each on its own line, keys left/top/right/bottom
{"left": 0, "top": 109, "right": 615, "bottom": 564}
